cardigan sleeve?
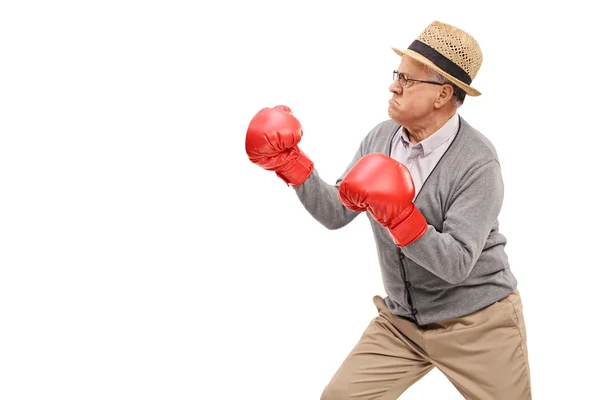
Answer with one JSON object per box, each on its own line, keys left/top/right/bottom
{"left": 292, "top": 145, "right": 363, "bottom": 230}
{"left": 400, "top": 159, "right": 504, "bottom": 284}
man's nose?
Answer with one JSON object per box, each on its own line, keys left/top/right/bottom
{"left": 389, "top": 80, "right": 402, "bottom": 94}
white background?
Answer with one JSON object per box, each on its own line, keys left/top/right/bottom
{"left": 1, "top": 1, "right": 599, "bottom": 399}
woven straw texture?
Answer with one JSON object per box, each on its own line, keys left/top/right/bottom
{"left": 417, "top": 21, "right": 482, "bottom": 80}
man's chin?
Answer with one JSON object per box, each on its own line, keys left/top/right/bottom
{"left": 387, "top": 105, "right": 395, "bottom": 118}
{"left": 388, "top": 107, "right": 401, "bottom": 121}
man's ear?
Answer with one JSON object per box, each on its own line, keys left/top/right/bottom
{"left": 435, "top": 84, "right": 454, "bottom": 108}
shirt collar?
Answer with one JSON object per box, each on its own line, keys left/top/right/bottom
{"left": 400, "top": 112, "right": 460, "bottom": 156}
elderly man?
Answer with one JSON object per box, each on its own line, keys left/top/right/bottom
{"left": 245, "top": 21, "right": 532, "bottom": 399}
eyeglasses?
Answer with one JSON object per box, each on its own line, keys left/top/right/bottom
{"left": 393, "top": 70, "right": 444, "bottom": 88}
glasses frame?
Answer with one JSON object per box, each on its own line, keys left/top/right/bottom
{"left": 393, "top": 70, "right": 445, "bottom": 88}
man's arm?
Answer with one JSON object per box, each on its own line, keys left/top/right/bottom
{"left": 401, "top": 159, "right": 504, "bottom": 284}
{"left": 292, "top": 143, "right": 365, "bottom": 230}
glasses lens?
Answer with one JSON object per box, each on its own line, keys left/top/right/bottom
{"left": 397, "top": 73, "right": 407, "bottom": 87}
{"left": 393, "top": 71, "right": 408, "bottom": 87}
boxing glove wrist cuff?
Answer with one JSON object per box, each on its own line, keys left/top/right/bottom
{"left": 275, "top": 148, "right": 314, "bottom": 187}
{"left": 388, "top": 205, "right": 428, "bottom": 247}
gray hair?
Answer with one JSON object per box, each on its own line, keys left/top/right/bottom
{"left": 427, "top": 68, "right": 466, "bottom": 108}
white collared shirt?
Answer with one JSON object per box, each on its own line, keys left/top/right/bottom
{"left": 390, "top": 113, "right": 460, "bottom": 198}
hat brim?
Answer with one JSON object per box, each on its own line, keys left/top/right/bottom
{"left": 392, "top": 47, "right": 481, "bottom": 97}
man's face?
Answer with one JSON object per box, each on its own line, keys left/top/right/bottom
{"left": 388, "top": 56, "right": 443, "bottom": 127}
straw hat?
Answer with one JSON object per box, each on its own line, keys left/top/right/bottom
{"left": 392, "top": 21, "right": 483, "bottom": 96}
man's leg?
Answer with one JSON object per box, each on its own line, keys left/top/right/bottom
{"left": 321, "top": 296, "right": 434, "bottom": 400}
{"left": 427, "top": 289, "right": 532, "bottom": 400}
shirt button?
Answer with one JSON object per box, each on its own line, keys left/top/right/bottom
{"left": 411, "top": 309, "right": 419, "bottom": 316}
{"left": 405, "top": 281, "right": 411, "bottom": 288}
{"left": 407, "top": 158, "right": 414, "bottom": 163}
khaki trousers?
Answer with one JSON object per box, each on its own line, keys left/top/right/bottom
{"left": 321, "top": 290, "right": 531, "bottom": 400}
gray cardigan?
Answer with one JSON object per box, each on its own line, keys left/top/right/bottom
{"left": 294, "top": 116, "right": 517, "bottom": 325}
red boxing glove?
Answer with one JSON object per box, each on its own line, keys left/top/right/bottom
{"left": 338, "top": 153, "right": 427, "bottom": 247}
{"left": 245, "top": 105, "right": 314, "bottom": 187}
